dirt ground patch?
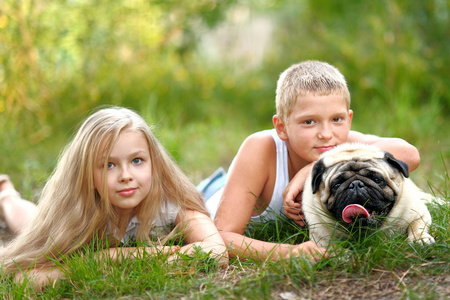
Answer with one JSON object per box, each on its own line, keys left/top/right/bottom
{"left": 210, "top": 259, "right": 449, "bottom": 299}
{"left": 271, "top": 271, "right": 450, "bottom": 300}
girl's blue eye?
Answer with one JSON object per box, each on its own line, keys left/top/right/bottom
{"left": 132, "top": 158, "right": 142, "bottom": 164}
{"left": 107, "top": 162, "right": 114, "bottom": 169}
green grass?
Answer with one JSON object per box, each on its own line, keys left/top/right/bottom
{"left": 1, "top": 176, "right": 448, "bottom": 299}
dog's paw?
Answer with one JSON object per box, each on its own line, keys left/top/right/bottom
{"left": 420, "top": 234, "right": 436, "bottom": 244}
{"left": 407, "top": 232, "right": 435, "bottom": 245}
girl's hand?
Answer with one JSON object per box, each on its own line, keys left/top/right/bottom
{"left": 283, "top": 163, "right": 315, "bottom": 226}
{"left": 14, "top": 267, "right": 66, "bottom": 291}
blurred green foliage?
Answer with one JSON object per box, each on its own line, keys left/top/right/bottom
{"left": 0, "top": 0, "right": 448, "bottom": 196}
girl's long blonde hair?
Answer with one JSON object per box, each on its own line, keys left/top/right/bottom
{"left": 0, "top": 106, "right": 208, "bottom": 274}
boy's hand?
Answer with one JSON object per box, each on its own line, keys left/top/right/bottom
{"left": 282, "top": 241, "right": 328, "bottom": 262}
{"left": 283, "top": 163, "right": 315, "bottom": 226}
{"left": 284, "top": 191, "right": 305, "bottom": 226}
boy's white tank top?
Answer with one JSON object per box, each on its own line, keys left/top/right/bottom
{"left": 206, "top": 129, "right": 289, "bottom": 222}
{"left": 249, "top": 129, "right": 289, "bottom": 222}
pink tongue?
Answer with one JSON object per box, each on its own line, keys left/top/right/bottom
{"left": 342, "top": 204, "right": 370, "bottom": 223}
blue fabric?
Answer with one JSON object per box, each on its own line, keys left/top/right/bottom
{"left": 197, "top": 167, "right": 227, "bottom": 200}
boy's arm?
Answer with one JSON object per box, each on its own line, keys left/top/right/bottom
{"left": 347, "top": 131, "right": 420, "bottom": 172}
{"left": 214, "top": 132, "right": 326, "bottom": 261}
{"left": 220, "top": 231, "right": 326, "bottom": 261}
{"left": 214, "top": 132, "right": 273, "bottom": 234}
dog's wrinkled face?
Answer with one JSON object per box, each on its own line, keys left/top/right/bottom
{"left": 303, "top": 143, "right": 435, "bottom": 247}
{"left": 311, "top": 148, "right": 409, "bottom": 230}
{"left": 326, "top": 161, "right": 397, "bottom": 228}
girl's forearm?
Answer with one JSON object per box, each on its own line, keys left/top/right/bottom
{"left": 98, "top": 246, "right": 180, "bottom": 264}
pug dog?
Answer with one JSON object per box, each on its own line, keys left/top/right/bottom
{"left": 302, "top": 143, "right": 435, "bottom": 247}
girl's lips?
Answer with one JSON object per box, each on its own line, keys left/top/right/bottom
{"left": 117, "top": 188, "right": 137, "bottom": 197}
{"left": 316, "top": 146, "right": 336, "bottom": 153}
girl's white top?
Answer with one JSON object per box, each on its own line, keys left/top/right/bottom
{"left": 118, "top": 200, "right": 180, "bottom": 243}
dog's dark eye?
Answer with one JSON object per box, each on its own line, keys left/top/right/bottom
{"left": 373, "top": 177, "right": 385, "bottom": 186}
{"left": 331, "top": 183, "right": 341, "bottom": 192}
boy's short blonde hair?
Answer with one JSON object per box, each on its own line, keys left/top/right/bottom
{"left": 275, "top": 60, "right": 351, "bottom": 123}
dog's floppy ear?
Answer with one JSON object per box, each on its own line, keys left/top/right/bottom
{"left": 311, "top": 159, "right": 326, "bottom": 194}
{"left": 383, "top": 152, "right": 409, "bottom": 178}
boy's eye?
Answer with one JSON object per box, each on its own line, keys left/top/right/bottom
{"left": 132, "top": 158, "right": 142, "bottom": 165}
{"left": 332, "top": 117, "right": 342, "bottom": 122}
{"left": 303, "top": 120, "right": 315, "bottom": 125}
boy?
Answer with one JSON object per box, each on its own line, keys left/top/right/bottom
{"left": 204, "top": 60, "right": 420, "bottom": 261}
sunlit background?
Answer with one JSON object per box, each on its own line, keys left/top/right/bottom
{"left": 0, "top": 0, "right": 448, "bottom": 199}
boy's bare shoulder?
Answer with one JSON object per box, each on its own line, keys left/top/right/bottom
{"left": 243, "top": 130, "right": 276, "bottom": 151}
{"left": 229, "top": 130, "right": 277, "bottom": 198}
{"left": 236, "top": 130, "right": 277, "bottom": 163}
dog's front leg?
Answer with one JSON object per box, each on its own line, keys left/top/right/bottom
{"left": 406, "top": 211, "right": 435, "bottom": 244}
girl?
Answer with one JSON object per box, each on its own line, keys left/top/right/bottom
{"left": 0, "top": 106, "right": 228, "bottom": 289}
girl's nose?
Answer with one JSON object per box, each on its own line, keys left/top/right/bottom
{"left": 119, "top": 167, "right": 133, "bottom": 182}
